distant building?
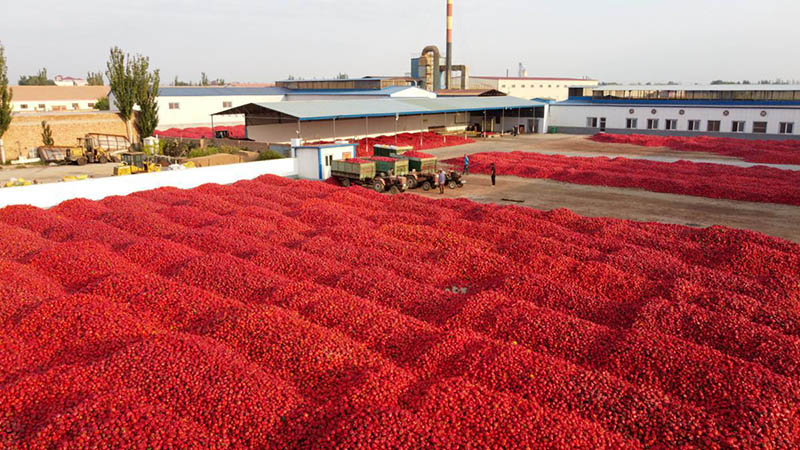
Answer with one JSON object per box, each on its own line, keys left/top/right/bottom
{"left": 9, "top": 86, "right": 110, "bottom": 113}
{"left": 465, "top": 76, "right": 599, "bottom": 101}
{"left": 111, "top": 83, "right": 437, "bottom": 131}
{"left": 54, "top": 75, "right": 88, "bottom": 87}
{"left": 550, "top": 84, "right": 800, "bottom": 139}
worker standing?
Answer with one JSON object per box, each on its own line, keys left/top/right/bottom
{"left": 463, "top": 154, "right": 470, "bottom": 175}
{"left": 491, "top": 163, "right": 496, "bottom": 186}
{"left": 438, "top": 169, "right": 446, "bottom": 194}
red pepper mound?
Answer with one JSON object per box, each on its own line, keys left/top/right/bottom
{"left": 344, "top": 158, "right": 371, "bottom": 164}
{"left": 591, "top": 133, "right": 800, "bottom": 165}
{"left": 309, "top": 132, "right": 474, "bottom": 157}
{"left": 445, "top": 151, "right": 800, "bottom": 206}
{"left": 1, "top": 174, "right": 799, "bottom": 448}
{"left": 155, "top": 125, "right": 246, "bottom": 140}
{"left": 368, "top": 156, "right": 397, "bottom": 162}
{"left": 403, "top": 151, "right": 435, "bottom": 159}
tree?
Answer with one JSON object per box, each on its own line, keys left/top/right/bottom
{"left": 135, "top": 68, "right": 160, "bottom": 139}
{"left": 172, "top": 76, "right": 192, "bottom": 86}
{"left": 0, "top": 42, "right": 12, "bottom": 143}
{"left": 94, "top": 96, "right": 109, "bottom": 111}
{"left": 41, "top": 121, "right": 54, "bottom": 146}
{"left": 201, "top": 72, "right": 209, "bottom": 86}
{"left": 19, "top": 68, "right": 55, "bottom": 86}
{"left": 87, "top": 71, "right": 105, "bottom": 86}
{"left": 336, "top": 73, "right": 349, "bottom": 80}
{"left": 107, "top": 47, "right": 159, "bottom": 142}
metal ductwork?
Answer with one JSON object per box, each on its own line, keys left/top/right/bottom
{"left": 420, "top": 46, "right": 442, "bottom": 92}
{"left": 446, "top": 0, "right": 453, "bottom": 89}
{"left": 439, "top": 64, "right": 469, "bottom": 90}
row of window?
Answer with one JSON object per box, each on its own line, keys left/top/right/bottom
{"left": 168, "top": 101, "right": 233, "bottom": 111}
{"left": 589, "top": 117, "right": 795, "bottom": 134}
{"left": 18, "top": 103, "right": 93, "bottom": 110}
{"left": 502, "top": 84, "right": 562, "bottom": 89}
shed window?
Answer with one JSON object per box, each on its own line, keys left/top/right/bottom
{"left": 707, "top": 120, "right": 721, "bottom": 132}
{"left": 753, "top": 122, "right": 767, "bottom": 134}
{"left": 223, "top": 101, "right": 232, "bottom": 108}
{"left": 665, "top": 119, "right": 678, "bottom": 130}
{"left": 586, "top": 117, "right": 598, "bottom": 128}
{"left": 731, "top": 121, "right": 745, "bottom": 133}
{"left": 626, "top": 118, "right": 638, "bottom": 129}
{"left": 780, "top": 122, "right": 794, "bottom": 134}
{"left": 72, "top": 103, "right": 80, "bottom": 110}
{"left": 688, "top": 120, "right": 701, "bottom": 131}
{"left": 169, "top": 103, "right": 180, "bottom": 110}
{"left": 647, "top": 119, "right": 659, "bottom": 130}
{"left": 38, "top": 104, "right": 46, "bottom": 110}
{"left": 20, "top": 104, "right": 28, "bottom": 109}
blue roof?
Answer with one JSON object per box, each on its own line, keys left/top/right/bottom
{"left": 159, "top": 87, "right": 289, "bottom": 97}
{"left": 286, "top": 86, "right": 423, "bottom": 96}
{"left": 215, "top": 97, "right": 546, "bottom": 121}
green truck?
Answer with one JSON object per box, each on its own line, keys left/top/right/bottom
{"left": 331, "top": 159, "right": 408, "bottom": 194}
{"left": 373, "top": 145, "right": 439, "bottom": 190}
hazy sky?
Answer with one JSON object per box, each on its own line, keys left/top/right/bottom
{"left": 2, "top": 0, "right": 798, "bottom": 85}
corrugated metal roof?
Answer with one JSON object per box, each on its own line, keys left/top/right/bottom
{"left": 591, "top": 84, "right": 800, "bottom": 92}
{"left": 215, "top": 97, "right": 545, "bottom": 121}
{"left": 158, "top": 87, "right": 289, "bottom": 97}
{"left": 471, "top": 76, "right": 597, "bottom": 82}
{"left": 286, "top": 86, "right": 428, "bottom": 96}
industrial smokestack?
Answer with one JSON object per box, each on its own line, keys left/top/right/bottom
{"left": 446, "top": 0, "right": 453, "bottom": 89}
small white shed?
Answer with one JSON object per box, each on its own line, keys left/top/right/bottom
{"left": 295, "top": 144, "right": 358, "bottom": 180}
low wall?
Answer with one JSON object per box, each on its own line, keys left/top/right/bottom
{"left": 0, "top": 158, "right": 298, "bottom": 209}
{"left": 553, "top": 126, "right": 800, "bottom": 140}
{"left": 1, "top": 111, "right": 136, "bottom": 161}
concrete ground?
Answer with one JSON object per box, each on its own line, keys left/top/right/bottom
{"left": 0, "top": 162, "right": 117, "bottom": 184}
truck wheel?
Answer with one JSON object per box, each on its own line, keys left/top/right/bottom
{"left": 76, "top": 157, "right": 88, "bottom": 166}
{"left": 407, "top": 176, "right": 418, "bottom": 189}
{"left": 389, "top": 185, "right": 400, "bottom": 195}
{"left": 448, "top": 180, "right": 457, "bottom": 190}
{"left": 99, "top": 155, "right": 108, "bottom": 164}
{"left": 340, "top": 178, "right": 351, "bottom": 187}
{"left": 373, "top": 180, "right": 385, "bottom": 193}
{"left": 421, "top": 181, "right": 432, "bottom": 191}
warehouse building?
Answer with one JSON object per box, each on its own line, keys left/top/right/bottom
{"left": 109, "top": 80, "right": 435, "bottom": 131}
{"left": 9, "top": 86, "right": 109, "bottom": 113}
{"left": 466, "top": 76, "right": 599, "bottom": 101}
{"left": 214, "top": 96, "right": 547, "bottom": 143}
{"left": 549, "top": 85, "right": 800, "bottom": 139}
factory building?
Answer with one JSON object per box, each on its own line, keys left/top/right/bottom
{"left": 549, "top": 85, "right": 800, "bottom": 139}
{"left": 108, "top": 81, "right": 435, "bottom": 131}
{"left": 214, "top": 97, "right": 548, "bottom": 144}
{"left": 466, "top": 76, "right": 599, "bottom": 101}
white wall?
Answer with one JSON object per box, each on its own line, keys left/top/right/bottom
{"left": 550, "top": 104, "right": 800, "bottom": 136}
{"left": 247, "top": 113, "right": 469, "bottom": 144}
{"left": 0, "top": 158, "right": 298, "bottom": 209}
{"left": 466, "top": 78, "right": 598, "bottom": 101}
{"left": 155, "top": 94, "right": 285, "bottom": 129}
{"left": 296, "top": 145, "right": 356, "bottom": 180}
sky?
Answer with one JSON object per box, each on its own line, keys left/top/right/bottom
{"left": 1, "top": 0, "right": 798, "bottom": 85}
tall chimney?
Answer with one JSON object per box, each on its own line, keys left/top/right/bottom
{"left": 446, "top": 0, "right": 453, "bottom": 89}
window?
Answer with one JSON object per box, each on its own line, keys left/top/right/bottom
{"left": 169, "top": 103, "right": 180, "bottom": 110}
{"left": 72, "top": 103, "right": 80, "bottom": 110}
{"left": 539, "top": 85, "right": 543, "bottom": 88}
{"left": 688, "top": 120, "right": 701, "bottom": 131}
{"left": 548, "top": 85, "right": 552, "bottom": 88}
{"left": 707, "top": 120, "right": 721, "bottom": 132}
{"left": 665, "top": 119, "right": 678, "bottom": 130}
{"left": 52, "top": 105, "right": 66, "bottom": 111}
{"left": 511, "top": 85, "right": 516, "bottom": 88}
{"left": 753, "top": 122, "right": 767, "bottom": 134}
{"left": 626, "top": 118, "right": 638, "bottom": 129}
{"left": 731, "top": 121, "right": 746, "bottom": 133}
{"left": 88, "top": 103, "right": 95, "bottom": 108}
{"left": 20, "top": 104, "right": 28, "bottom": 109}
{"left": 38, "top": 104, "right": 46, "bottom": 110}
{"left": 223, "top": 101, "right": 232, "bottom": 108}
{"left": 325, "top": 155, "right": 333, "bottom": 167}
{"left": 780, "top": 122, "right": 794, "bottom": 134}
{"left": 521, "top": 85, "right": 526, "bottom": 88}
{"left": 501, "top": 84, "right": 506, "bottom": 88}
{"left": 647, "top": 119, "right": 659, "bottom": 130}
{"left": 586, "top": 117, "right": 598, "bottom": 128}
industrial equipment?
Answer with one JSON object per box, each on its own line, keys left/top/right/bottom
{"left": 331, "top": 159, "right": 407, "bottom": 194}
{"left": 113, "top": 152, "right": 162, "bottom": 176}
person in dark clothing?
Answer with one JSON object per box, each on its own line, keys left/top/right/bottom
{"left": 491, "top": 163, "right": 496, "bottom": 186}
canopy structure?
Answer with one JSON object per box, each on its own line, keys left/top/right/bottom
{"left": 213, "top": 97, "right": 546, "bottom": 122}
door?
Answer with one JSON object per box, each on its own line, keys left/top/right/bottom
{"left": 600, "top": 118, "right": 607, "bottom": 132}
{"left": 528, "top": 119, "right": 535, "bottom": 133}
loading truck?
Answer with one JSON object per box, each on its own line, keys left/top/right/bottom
{"left": 373, "top": 145, "right": 439, "bottom": 190}
{"left": 331, "top": 159, "right": 408, "bottom": 194}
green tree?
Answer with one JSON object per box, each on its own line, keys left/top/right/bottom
{"left": 41, "top": 121, "right": 54, "bottom": 146}
{"left": 135, "top": 68, "right": 160, "bottom": 139}
{"left": 87, "top": 71, "right": 105, "bottom": 86}
{"left": 201, "top": 72, "right": 209, "bottom": 86}
{"left": 107, "top": 47, "right": 158, "bottom": 142}
{"left": 172, "top": 76, "right": 191, "bottom": 86}
{"left": 336, "top": 73, "right": 349, "bottom": 79}
{"left": 19, "top": 68, "right": 55, "bottom": 85}
{"left": 94, "top": 96, "right": 109, "bottom": 110}
{"left": 0, "top": 42, "right": 13, "bottom": 143}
